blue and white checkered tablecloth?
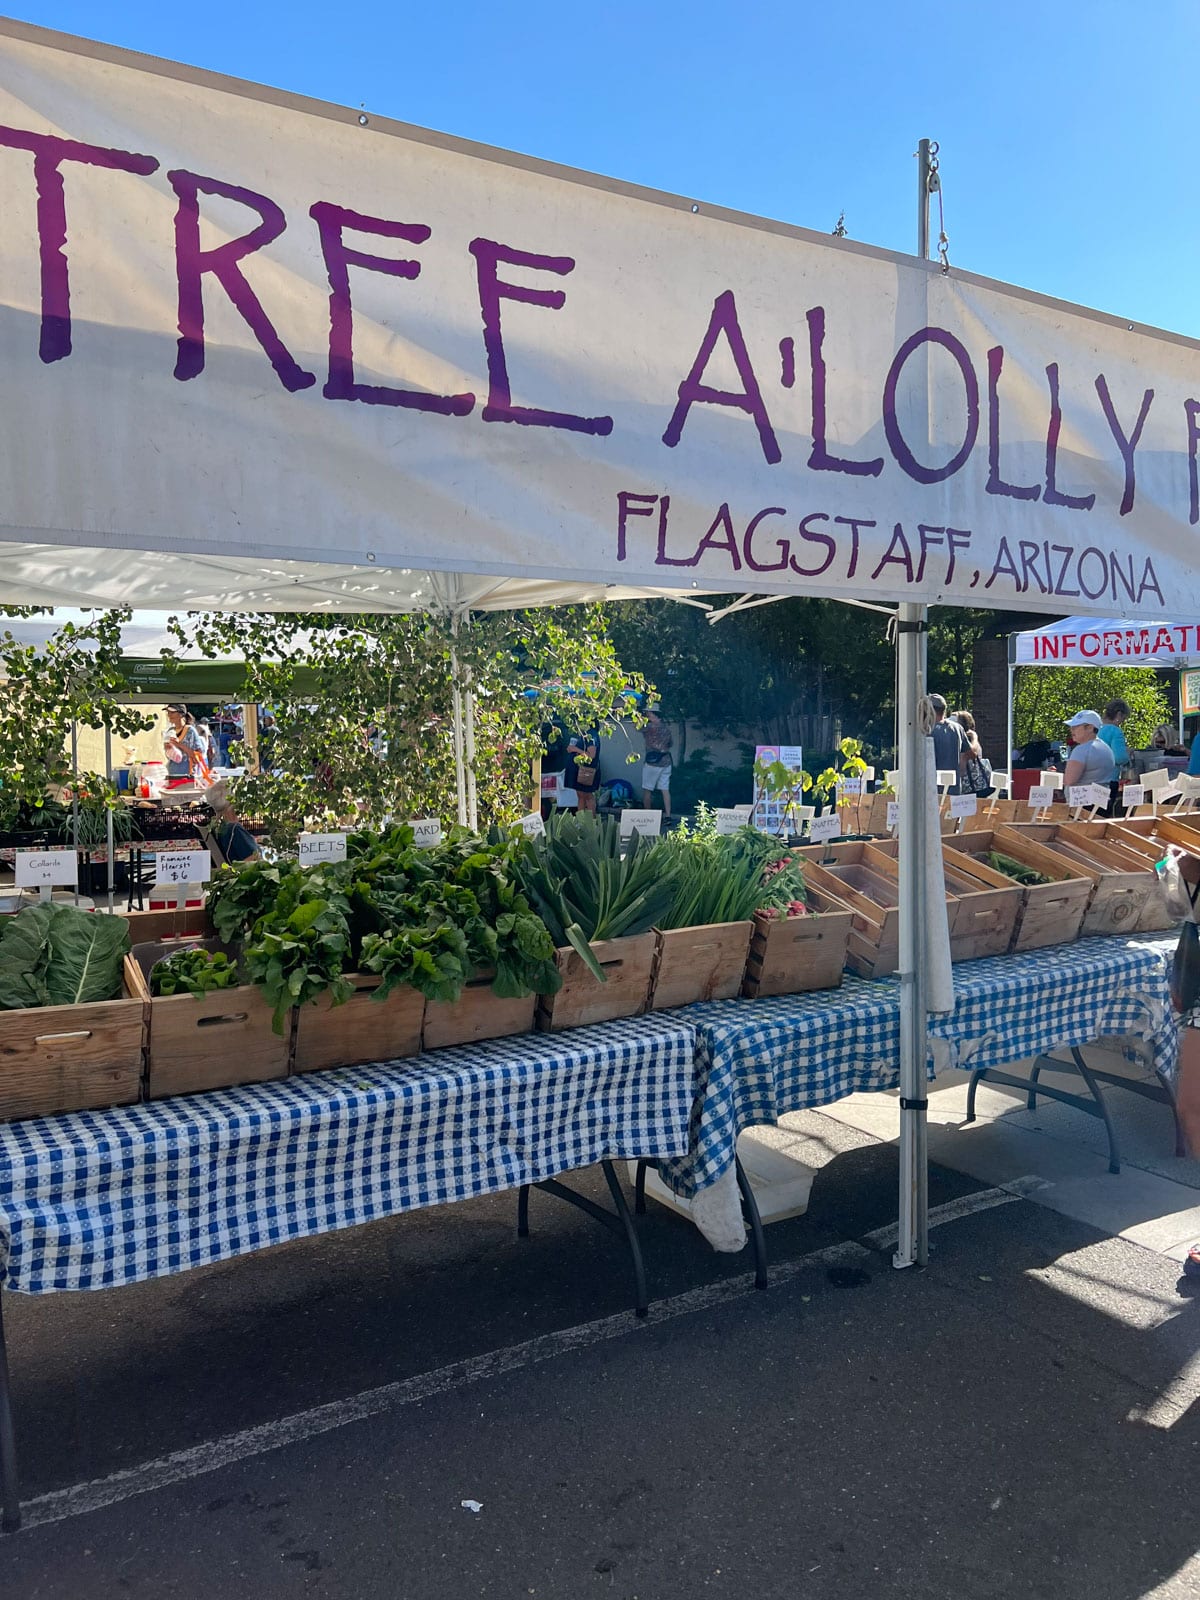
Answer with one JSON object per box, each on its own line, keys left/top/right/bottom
{"left": 0, "top": 1015, "right": 696, "bottom": 1295}
{"left": 659, "top": 934, "right": 1178, "bottom": 1198}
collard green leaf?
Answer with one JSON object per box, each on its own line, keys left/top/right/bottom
{"left": 44, "top": 908, "right": 131, "bottom": 1006}
{"left": 0, "top": 901, "right": 57, "bottom": 1009}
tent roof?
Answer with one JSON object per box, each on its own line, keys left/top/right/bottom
{"left": 1009, "top": 616, "right": 1200, "bottom": 668}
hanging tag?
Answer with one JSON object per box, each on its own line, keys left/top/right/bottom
{"left": 949, "top": 793, "right": 977, "bottom": 819}
{"left": 155, "top": 850, "right": 212, "bottom": 886}
{"left": 14, "top": 848, "right": 77, "bottom": 889}
{"left": 518, "top": 811, "right": 545, "bottom": 839}
{"left": 810, "top": 813, "right": 841, "bottom": 845}
{"left": 409, "top": 818, "right": 442, "bottom": 849}
{"left": 298, "top": 831, "right": 347, "bottom": 864}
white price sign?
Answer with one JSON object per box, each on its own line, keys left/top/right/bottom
{"left": 518, "top": 811, "right": 545, "bottom": 839}
{"left": 154, "top": 850, "right": 212, "bottom": 886}
{"left": 809, "top": 813, "right": 841, "bottom": 845}
{"left": 1122, "top": 784, "right": 1146, "bottom": 808}
{"left": 410, "top": 818, "right": 442, "bottom": 849}
{"left": 714, "top": 808, "right": 745, "bottom": 835}
{"left": 1067, "top": 785, "right": 1110, "bottom": 810}
{"left": 886, "top": 801, "right": 901, "bottom": 830}
{"left": 298, "top": 831, "right": 347, "bottom": 863}
{"left": 949, "top": 793, "right": 978, "bottom": 819}
{"left": 619, "top": 808, "right": 662, "bottom": 839}
{"left": 1027, "top": 785, "right": 1054, "bottom": 809}
{"left": 838, "top": 777, "right": 863, "bottom": 797}
{"left": 14, "top": 848, "right": 77, "bottom": 888}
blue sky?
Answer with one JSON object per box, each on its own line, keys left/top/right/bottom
{"left": 6, "top": 2, "right": 1198, "bottom": 337}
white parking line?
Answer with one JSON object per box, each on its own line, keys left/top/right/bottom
{"left": 15, "top": 1185, "right": 1028, "bottom": 1532}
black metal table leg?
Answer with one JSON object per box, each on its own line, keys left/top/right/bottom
{"left": 601, "top": 1160, "right": 648, "bottom": 1317}
{"left": 1068, "top": 1047, "right": 1122, "bottom": 1174}
{"left": 0, "top": 1292, "right": 20, "bottom": 1534}
{"left": 735, "top": 1156, "right": 769, "bottom": 1290}
{"left": 634, "top": 1159, "right": 648, "bottom": 1215}
{"left": 516, "top": 1161, "right": 649, "bottom": 1317}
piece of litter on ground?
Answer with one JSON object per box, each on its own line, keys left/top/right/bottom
{"left": 978, "top": 1275, "right": 993, "bottom": 1282}
{"left": 460, "top": 1500, "right": 483, "bottom": 1514}
{"left": 990, "top": 1497, "right": 1002, "bottom": 1510}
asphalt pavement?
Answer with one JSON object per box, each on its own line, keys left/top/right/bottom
{"left": 1, "top": 1118, "right": 1197, "bottom": 1599}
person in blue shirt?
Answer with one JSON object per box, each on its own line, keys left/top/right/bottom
{"left": 1188, "top": 730, "right": 1200, "bottom": 778}
{"left": 1097, "top": 699, "right": 1130, "bottom": 773}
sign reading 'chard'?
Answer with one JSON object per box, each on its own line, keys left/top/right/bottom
{"left": 0, "top": 21, "right": 1197, "bottom": 616}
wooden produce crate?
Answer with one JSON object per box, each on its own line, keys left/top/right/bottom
{"left": 1012, "top": 823, "right": 1154, "bottom": 936}
{"left": 0, "top": 951, "right": 145, "bottom": 1122}
{"left": 651, "top": 920, "right": 755, "bottom": 1010}
{"left": 855, "top": 837, "right": 1021, "bottom": 963}
{"left": 536, "top": 933, "right": 657, "bottom": 1030}
{"left": 423, "top": 971, "right": 536, "bottom": 1050}
{"left": 797, "top": 842, "right": 911, "bottom": 978}
{"left": 1100, "top": 815, "right": 1200, "bottom": 931}
{"left": 130, "top": 939, "right": 288, "bottom": 1098}
{"left": 292, "top": 974, "right": 425, "bottom": 1074}
{"left": 122, "top": 905, "right": 209, "bottom": 944}
{"left": 836, "top": 793, "right": 890, "bottom": 837}
{"left": 941, "top": 830, "right": 1090, "bottom": 951}
{"left": 741, "top": 888, "right": 853, "bottom": 998}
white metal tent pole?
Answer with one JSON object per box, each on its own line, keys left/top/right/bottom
{"left": 1006, "top": 656, "right": 1016, "bottom": 779}
{"left": 449, "top": 615, "right": 468, "bottom": 828}
{"left": 104, "top": 724, "right": 115, "bottom": 912}
{"left": 464, "top": 683, "right": 479, "bottom": 832}
{"left": 895, "top": 135, "right": 937, "bottom": 1270}
{"left": 894, "top": 601, "right": 930, "bottom": 1268}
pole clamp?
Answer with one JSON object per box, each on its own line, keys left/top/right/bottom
{"left": 893, "top": 620, "right": 929, "bottom": 634}
{"left": 899, "top": 1096, "right": 929, "bottom": 1111}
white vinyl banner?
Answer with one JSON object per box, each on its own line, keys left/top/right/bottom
{"left": 2, "top": 21, "right": 1200, "bottom": 616}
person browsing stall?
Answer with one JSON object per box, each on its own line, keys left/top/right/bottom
{"left": 641, "top": 707, "right": 674, "bottom": 819}
{"left": 928, "top": 694, "right": 965, "bottom": 793}
{"left": 164, "top": 704, "right": 208, "bottom": 787}
{"left": 1063, "top": 710, "right": 1116, "bottom": 789}
{"left": 1097, "top": 699, "right": 1131, "bottom": 772}
{"left": 204, "top": 781, "right": 260, "bottom": 864}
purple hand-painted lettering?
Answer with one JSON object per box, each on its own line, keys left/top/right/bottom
{"left": 310, "top": 202, "right": 475, "bottom": 414}
{"left": 806, "top": 308, "right": 884, "bottom": 478}
{"left": 616, "top": 492, "right": 658, "bottom": 560}
{"left": 1094, "top": 375, "right": 1153, "bottom": 516}
{"left": 985, "top": 346, "right": 1040, "bottom": 501}
{"left": 0, "top": 125, "right": 158, "bottom": 363}
{"left": 468, "top": 238, "right": 611, "bottom": 434}
{"left": 168, "top": 170, "right": 314, "bottom": 390}
{"left": 662, "top": 291, "right": 780, "bottom": 464}
{"left": 742, "top": 507, "right": 790, "bottom": 572}
{"left": 882, "top": 328, "right": 979, "bottom": 485}
{"left": 1043, "top": 363, "right": 1095, "bottom": 511}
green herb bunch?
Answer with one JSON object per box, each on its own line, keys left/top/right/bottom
{"left": 150, "top": 948, "right": 239, "bottom": 998}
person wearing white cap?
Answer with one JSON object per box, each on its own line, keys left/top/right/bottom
{"left": 1063, "top": 710, "right": 1116, "bottom": 790}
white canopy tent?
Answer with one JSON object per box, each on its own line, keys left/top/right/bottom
{"left": 2, "top": 18, "right": 1196, "bottom": 1290}
{"left": 1005, "top": 617, "right": 1200, "bottom": 766}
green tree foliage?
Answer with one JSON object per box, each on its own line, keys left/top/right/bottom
{"left": 605, "top": 597, "right": 992, "bottom": 758}
{"left": 1014, "top": 666, "right": 1172, "bottom": 750}
{"left": 0, "top": 608, "right": 157, "bottom": 829}
{"left": 182, "top": 609, "right": 650, "bottom": 846}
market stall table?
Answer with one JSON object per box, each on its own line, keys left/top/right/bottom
{"left": 654, "top": 934, "right": 1179, "bottom": 1219}
{"left": 0, "top": 1012, "right": 696, "bottom": 1531}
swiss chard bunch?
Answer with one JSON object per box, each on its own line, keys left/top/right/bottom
{"left": 208, "top": 860, "right": 295, "bottom": 944}
{"left": 150, "top": 947, "right": 239, "bottom": 998}
{"left": 242, "top": 865, "right": 355, "bottom": 1031}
